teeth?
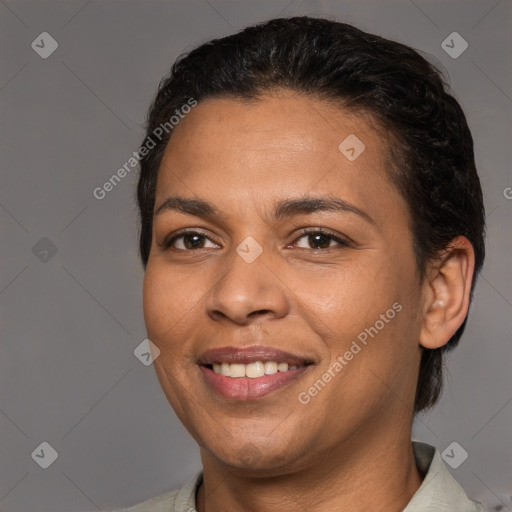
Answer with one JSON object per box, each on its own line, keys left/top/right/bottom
{"left": 211, "top": 361, "right": 301, "bottom": 378}
{"left": 230, "top": 363, "right": 246, "bottom": 378}
{"left": 221, "top": 363, "right": 231, "bottom": 377}
{"left": 264, "top": 361, "right": 278, "bottom": 375}
{"left": 246, "top": 361, "right": 265, "bottom": 378}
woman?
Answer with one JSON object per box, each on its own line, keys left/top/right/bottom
{"left": 117, "top": 16, "right": 486, "bottom": 512}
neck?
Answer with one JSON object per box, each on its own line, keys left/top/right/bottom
{"left": 196, "top": 424, "right": 423, "bottom": 512}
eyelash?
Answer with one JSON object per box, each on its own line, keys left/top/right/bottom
{"left": 163, "top": 228, "right": 350, "bottom": 252}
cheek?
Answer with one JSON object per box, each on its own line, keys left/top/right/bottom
{"left": 142, "top": 262, "right": 214, "bottom": 371}
{"left": 142, "top": 264, "right": 188, "bottom": 341}
{"left": 304, "top": 251, "right": 420, "bottom": 368}
{"left": 142, "top": 266, "right": 200, "bottom": 414}
{"left": 309, "top": 259, "right": 399, "bottom": 327}
{"left": 142, "top": 267, "right": 166, "bottom": 337}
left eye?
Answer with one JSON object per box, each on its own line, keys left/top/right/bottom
{"left": 293, "top": 230, "right": 349, "bottom": 250}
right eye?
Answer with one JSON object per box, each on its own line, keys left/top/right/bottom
{"left": 164, "top": 231, "right": 220, "bottom": 251}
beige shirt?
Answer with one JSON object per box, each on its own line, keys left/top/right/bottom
{"left": 114, "top": 441, "right": 486, "bottom": 511}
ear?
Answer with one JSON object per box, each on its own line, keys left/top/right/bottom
{"left": 419, "top": 236, "right": 476, "bottom": 350}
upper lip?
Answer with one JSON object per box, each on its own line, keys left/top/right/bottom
{"left": 198, "top": 345, "right": 313, "bottom": 366}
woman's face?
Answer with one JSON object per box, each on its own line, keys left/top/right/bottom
{"left": 143, "top": 91, "right": 424, "bottom": 473}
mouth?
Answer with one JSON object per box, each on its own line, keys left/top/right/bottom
{"left": 207, "top": 360, "right": 302, "bottom": 378}
{"left": 198, "top": 345, "right": 314, "bottom": 400}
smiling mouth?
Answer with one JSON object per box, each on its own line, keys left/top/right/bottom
{"left": 204, "top": 361, "right": 308, "bottom": 378}
{"left": 197, "top": 345, "right": 315, "bottom": 399}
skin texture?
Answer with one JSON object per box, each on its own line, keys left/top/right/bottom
{"left": 143, "top": 90, "right": 475, "bottom": 512}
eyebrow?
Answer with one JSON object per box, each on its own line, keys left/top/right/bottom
{"left": 155, "top": 196, "right": 375, "bottom": 225}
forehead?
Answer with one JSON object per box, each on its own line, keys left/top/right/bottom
{"left": 162, "top": 91, "right": 387, "bottom": 158}
{"left": 154, "top": 92, "right": 404, "bottom": 226}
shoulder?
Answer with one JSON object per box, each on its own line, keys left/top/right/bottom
{"left": 405, "top": 441, "right": 487, "bottom": 511}
{"left": 108, "top": 471, "right": 202, "bottom": 512}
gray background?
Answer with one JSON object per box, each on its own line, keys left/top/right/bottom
{"left": 0, "top": 0, "right": 511, "bottom": 510}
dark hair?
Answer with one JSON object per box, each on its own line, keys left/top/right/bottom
{"left": 136, "top": 16, "right": 485, "bottom": 414}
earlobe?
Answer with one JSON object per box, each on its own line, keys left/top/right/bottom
{"left": 419, "top": 236, "right": 475, "bottom": 350}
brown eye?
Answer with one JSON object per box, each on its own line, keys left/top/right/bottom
{"left": 294, "top": 230, "right": 349, "bottom": 250}
{"left": 165, "top": 232, "right": 219, "bottom": 251}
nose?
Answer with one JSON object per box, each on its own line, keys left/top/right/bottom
{"left": 205, "top": 242, "right": 290, "bottom": 326}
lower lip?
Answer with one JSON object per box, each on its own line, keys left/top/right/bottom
{"left": 199, "top": 365, "right": 309, "bottom": 400}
